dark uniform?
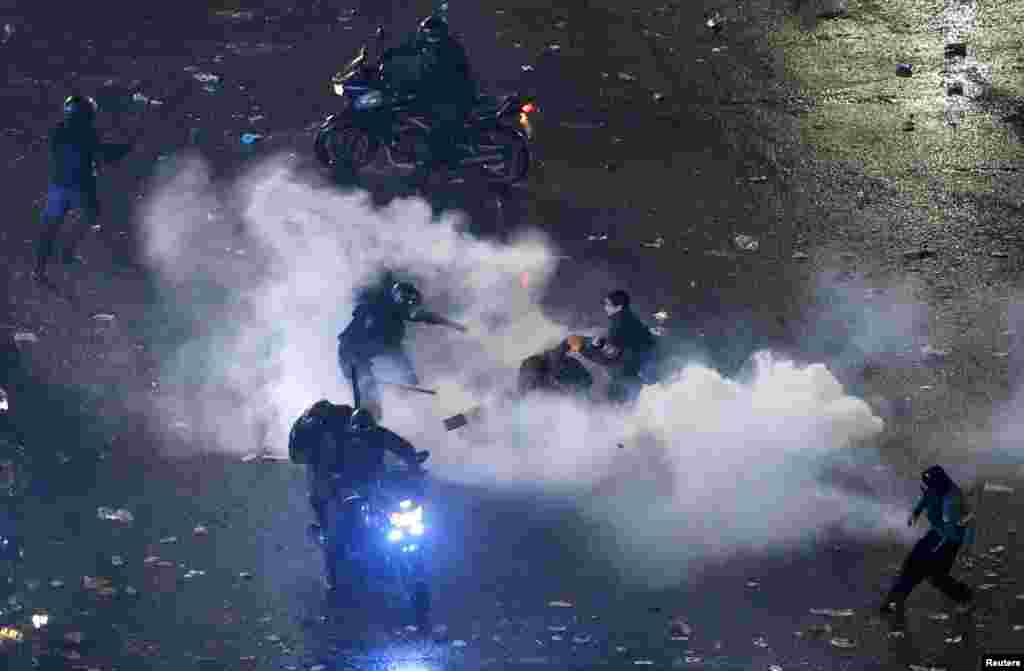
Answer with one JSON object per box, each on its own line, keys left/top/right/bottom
{"left": 881, "top": 465, "right": 974, "bottom": 617}
{"left": 336, "top": 280, "right": 463, "bottom": 420}
{"left": 403, "top": 15, "right": 477, "bottom": 178}
{"left": 289, "top": 402, "right": 424, "bottom": 589}
{"left": 0, "top": 396, "right": 28, "bottom": 598}
{"left": 35, "top": 96, "right": 131, "bottom": 281}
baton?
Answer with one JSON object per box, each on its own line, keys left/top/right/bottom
{"left": 379, "top": 381, "right": 438, "bottom": 395}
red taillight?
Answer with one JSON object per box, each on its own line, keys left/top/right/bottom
{"left": 521, "top": 103, "right": 536, "bottom": 114}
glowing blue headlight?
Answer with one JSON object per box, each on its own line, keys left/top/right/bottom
{"left": 354, "top": 90, "right": 384, "bottom": 110}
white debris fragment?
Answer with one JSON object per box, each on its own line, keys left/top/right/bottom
{"left": 653, "top": 311, "right": 669, "bottom": 321}
{"left": 921, "top": 344, "right": 950, "bottom": 359}
{"left": 48, "top": 579, "right": 63, "bottom": 589}
{"left": 746, "top": 579, "right": 760, "bottom": 588}
{"left": 548, "top": 600, "right": 573, "bottom": 608}
{"left": 159, "top": 536, "right": 178, "bottom": 544}
{"left": 983, "top": 483, "right": 1014, "bottom": 494}
{"left": 451, "top": 639, "right": 467, "bottom": 648}
{"left": 31, "top": 613, "right": 48, "bottom": 629}
{"left": 12, "top": 332, "right": 38, "bottom": 344}
{"left": 111, "top": 556, "right": 124, "bottom": 567}
{"left": 617, "top": 72, "right": 637, "bottom": 81}
{"left": 193, "top": 525, "right": 209, "bottom": 536}
{"left": 521, "top": 64, "right": 535, "bottom": 72}
{"left": 829, "top": 637, "right": 856, "bottom": 648}
{"left": 944, "top": 634, "right": 963, "bottom": 644}
{"left": 97, "top": 507, "right": 134, "bottom": 523}
{"left": 978, "top": 583, "right": 997, "bottom": 591}
{"left": 183, "top": 569, "right": 205, "bottom": 579}
{"left": 928, "top": 613, "right": 950, "bottom": 621}
{"left": 734, "top": 234, "right": 760, "bottom": 252}
{"left": 792, "top": 251, "right": 809, "bottom": 260}
{"left": 587, "top": 234, "right": 609, "bottom": 241}
{"left": 91, "top": 313, "right": 116, "bottom": 322}
{"left": 753, "top": 636, "right": 769, "bottom": 648}
{"left": 192, "top": 72, "right": 220, "bottom": 84}
{"left": 809, "top": 608, "right": 854, "bottom": 617}
{"left": 642, "top": 237, "right": 665, "bottom": 249}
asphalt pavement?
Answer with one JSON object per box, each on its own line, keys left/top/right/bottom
{"left": 0, "top": 0, "right": 1022, "bottom": 670}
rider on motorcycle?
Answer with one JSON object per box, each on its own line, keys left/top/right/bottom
{"left": 585, "top": 290, "right": 658, "bottom": 404}
{"left": 518, "top": 336, "right": 594, "bottom": 399}
{"left": 289, "top": 401, "right": 427, "bottom": 589}
{"left": 337, "top": 277, "right": 467, "bottom": 421}
{"left": 401, "top": 13, "right": 477, "bottom": 183}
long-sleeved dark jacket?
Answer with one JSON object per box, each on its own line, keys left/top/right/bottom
{"left": 289, "top": 406, "right": 418, "bottom": 484}
{"left": 390, "top": 33, "right": 476, "bottom": 106}
{"left": 601, "top": 308, "right": 657, "bottom": 376}
{"left": 48, "top": 120, "right": 131, "bottom": 190}
{"left": 338, "top": 295, "right": 451, "bottom": 355}
{"left": 913, "top": 483, "right": 969, "bottom": 545}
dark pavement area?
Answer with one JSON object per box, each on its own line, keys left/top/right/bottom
{"left": 1, "top": 0, "right": 1023, "bottom": 669}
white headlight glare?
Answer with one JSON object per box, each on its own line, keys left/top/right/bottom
{"left": 389, "top": 505, "right": 423, "bottom": 529}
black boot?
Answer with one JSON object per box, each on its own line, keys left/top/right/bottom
{"left": 33, "top": 217, "right": 60, "bottom": 282}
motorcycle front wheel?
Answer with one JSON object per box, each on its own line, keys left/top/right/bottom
{"left": 475, "top": 126, "right": 530, "bottom": 184}
{"left": 314, "top": 124, "right": 379, "bottom": 175}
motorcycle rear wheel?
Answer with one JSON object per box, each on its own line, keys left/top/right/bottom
{"left": 475, "top": 126, "right": 530, "bottom": 184}
{"left": 315, "top": 125, "right": 379, "bottom": 175}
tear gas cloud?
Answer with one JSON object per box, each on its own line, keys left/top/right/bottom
{"left": 801, "top": 272, "right": 929, "bottom": 371}
{"left": 139, "top": 154, "right": 912, "bottom": 588}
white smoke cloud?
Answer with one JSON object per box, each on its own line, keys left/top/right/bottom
{"left": 138, "top": 154, "right": 912, "bottom": 589}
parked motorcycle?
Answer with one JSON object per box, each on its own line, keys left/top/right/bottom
{"left": 321, "top": 452, "right": 432, "bottom": 629}
{"left": 314, "top": 28, "right": 537, "bottom": 184}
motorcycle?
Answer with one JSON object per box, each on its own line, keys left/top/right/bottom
{"left": 321, "top": 452, "right": 432, "bottom": 629}
{"left": 314, "top": 28, "right": 537, "bottom": 184}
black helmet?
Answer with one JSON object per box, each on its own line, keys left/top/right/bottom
{"left": 417, "top": 14, "right": 448, "bottom": 44}
{"left": 391, "top": 281, "right": 422, "bottom": 308}
{"left": 63, "top": 95, "right": 97, "bottom": 124}
{"left": 921, "top": 465, "right": 953, "bottom": 494}
{"left": 349, "top": 407, "right": 377, "bottom": 432}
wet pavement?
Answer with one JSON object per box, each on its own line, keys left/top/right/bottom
{"left": 2, "top": 0, "right": 1024, "bottom": 669}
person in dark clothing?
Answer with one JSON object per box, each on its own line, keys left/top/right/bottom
{"left": 402, "top": 14, "right": 477, "bottom": 183}
{"left": 289, "top": 400, "right": 354, "bottom": 539}
{"left": 337, "top": 279, "right": 467, "bottom": 421}
{"left": 587, "top": 290, "right": 658, "bottom": 403}
{"left": 288, "top": 400, "right": 426, "bottom": 590}
{"left": 34, "top": 95, "right": 132, "bottom": 283}
{"left": 0, "top": 386, "right": 28, "bottom": 598}
{"left": 518, "top": 337, "right": 594, "bottom": 400}
{"left": 880, "top": 465, "right": 975, "bottom": 619}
